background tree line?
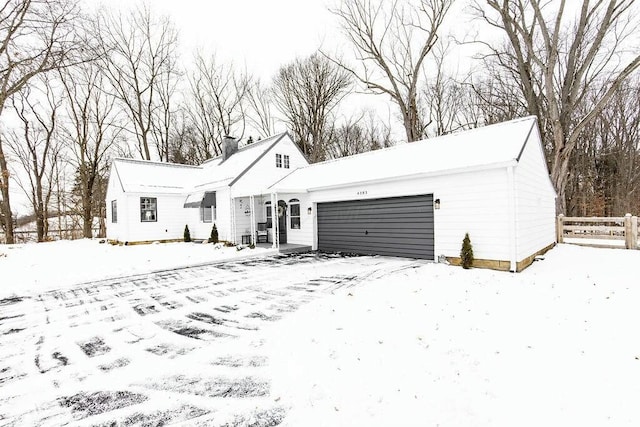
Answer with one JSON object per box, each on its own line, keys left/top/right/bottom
{"left": 0, "top": 0, "right": 638, "bottom": 244}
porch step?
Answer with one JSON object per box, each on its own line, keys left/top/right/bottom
{"left": 278, "top": 245, "right": 313, "bottom": 254}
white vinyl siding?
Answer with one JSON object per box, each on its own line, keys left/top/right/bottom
{"left": 290, "top": 169, "right": 512, "bottom": 261}
{"left": 514, "top": 128, "right": 557, "bottom": 260}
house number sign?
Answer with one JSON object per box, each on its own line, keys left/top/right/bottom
{"left": 356, "top": 190, "right": 368, "bottom": 196}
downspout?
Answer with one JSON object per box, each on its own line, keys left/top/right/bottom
{"left": 506, "top": 165, "right": 518, "bottom": 272}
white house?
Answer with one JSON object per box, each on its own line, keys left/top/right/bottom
{"left": 106, "top": 116, "right": 556, "bottom": 271}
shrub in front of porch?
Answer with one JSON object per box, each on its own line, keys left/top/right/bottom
{"left": 208, "top": 224, "right": 219, "bottom": 243}
{"left": 184, "top": 225, "right": 191, "bottom": 242}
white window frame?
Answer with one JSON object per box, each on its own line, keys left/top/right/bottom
{"left": 276, "top": 153, "right": 282, "bottom": 168}
{"left": 284, "top": 155, "right": 290, "bottom": 169}
{"left": 140, "top": 197, "right": 157, "bottom": 222}
{"left": 265, "top": 201, "right": 273, "bottom": 228}
{"left": 111, "top": 200, "right": 117, "bottom": 223}
{"left": 289, "top": 198, "right": 300, "bottom": 229}
{"left": 200, "top": 192, "right": 216, "bottom": 223}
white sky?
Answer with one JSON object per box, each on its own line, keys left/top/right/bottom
{"left": 88, "top": 0, "right": 338, "bottom": 80}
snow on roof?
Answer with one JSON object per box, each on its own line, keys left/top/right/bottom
{"left": 111, "top": 133, "right": 288, "bottom": 194}
{"left": 271, "top": 116, "right": 537, "bottom": 192}
{"left": 112, "top": 158, "right": 200, "bottom": 194}
{"left": 194, "top": 133, "right": 287, "bottom": 189}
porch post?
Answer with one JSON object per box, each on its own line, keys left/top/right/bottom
{"left": 271, "top": 192, "right": 279, "bottom": 249}
{"left": 249, "top": 195, "right": 256, "bottom": 245}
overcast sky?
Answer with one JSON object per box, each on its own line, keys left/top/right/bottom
{"left": 88, "top": 0, "right": 338, "bottom": 80}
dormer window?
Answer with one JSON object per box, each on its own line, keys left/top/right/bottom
{"left": 276, "top": 154, "right": 282, "bottom": 168}
{"left": 284, "top": 155, "right": 290, "bottom": 168}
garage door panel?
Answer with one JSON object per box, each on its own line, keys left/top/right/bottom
{"left": 318, "top": 231, "right": 434, "bottom": 241}
{"left": 317, "top": 194, "right": 434, "bottom": 260}
{"left": 319, "top": 244, "right": 429, "bottom": 258}
{"left": 318, "top": 206, "right": 433, "bottom": 217}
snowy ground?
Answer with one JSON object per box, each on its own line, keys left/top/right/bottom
{"left": 0, "top": 239, "right": 276, "bottom": 299}
{"left": 1, "top": 242, "right": 639, "bottom": 426}
{"left": 266, "top": 244, "right": 640, "bottom": 426}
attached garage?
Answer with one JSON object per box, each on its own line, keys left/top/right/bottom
{"left": 317, "top": 195, "right": 434, "bottom": 259}
{"left": 271, "top": 116, "right": 557, "bottom": 272}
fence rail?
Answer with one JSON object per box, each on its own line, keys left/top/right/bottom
{"left": 0, "top": 228, "right": 102, "bottom": 244}
{"left": 556, "top": 214, "right": 638, "bottom": 249}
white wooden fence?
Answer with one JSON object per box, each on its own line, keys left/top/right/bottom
{"left": 556, "top": 214, "right": 639, "bottom": 249}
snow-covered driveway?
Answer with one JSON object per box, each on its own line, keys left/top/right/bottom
{"left": 0, "top": 252, "right": 423, "bottom": 426}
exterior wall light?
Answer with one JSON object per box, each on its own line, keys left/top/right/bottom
{"left": 307, "top": 207, "right": 312, "bottom": 215}
{"left": 435, "top": 198, "right": 441, "bottom": 210}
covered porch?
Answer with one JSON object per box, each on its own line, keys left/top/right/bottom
{"left": 230, "top": 191, "right": 312, "bottom": 250}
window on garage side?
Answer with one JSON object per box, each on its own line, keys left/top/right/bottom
{"left": 265, "top": 201, "right": 272, "bottom": 228}
{"left": 289, "top": 198, "right": 300, "bottom": 229}
{"left": 284, "top": 155, "right": 290, "bottom": 169}
{"left": 140, "top": 197, "right": 157, "bottom": 222}
{"left": 276, "top": 153, "right": 282, "bottom": 168}
{"left": 111, "top": 200, "right": 117, "bottom": 223}
{"left": 201, "top": 192, "right": 216, "bottom": 223}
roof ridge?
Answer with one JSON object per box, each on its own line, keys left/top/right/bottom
{"left": 200, "top": 132, "right": 287, "bottom": 166}
{"left": 113, "top": 157, "right": 201, "bottom": 169}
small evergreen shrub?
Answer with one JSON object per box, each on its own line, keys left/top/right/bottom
{"left": 183, "top": 225, "right": 191, "bottom": 242}
{"left": 208, "top": 224, "right": 219, "bottom": 243}
{"left": 460, "top": 233, "right": 474, "bottom": 269}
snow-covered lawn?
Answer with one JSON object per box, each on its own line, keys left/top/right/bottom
{"left": 1, "top": 242, "right": 639, "bottom": 426}
{"left": 265, "top": 244, "right": 640, "bottom": 426}
{"left": 0, "top": 239, "right": 276, "bottom": 298}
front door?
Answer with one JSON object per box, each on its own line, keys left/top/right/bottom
{"left": 277, "top": 200, "right": 287, "bottom": 244}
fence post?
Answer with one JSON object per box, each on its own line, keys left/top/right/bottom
{"left": 631, "top": 216, "right": 638, "bottom": 250}
{"left": 556, "top": 214, "right": 564, "bottom": 243}
{"left": 624, "top": 213, "right": 633, "bottom": 249}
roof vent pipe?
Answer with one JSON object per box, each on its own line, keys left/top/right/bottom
{"left": 221, "top": 136, "right": 238, "bottom": 161}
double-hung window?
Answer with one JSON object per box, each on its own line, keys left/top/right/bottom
{"left": 284, "top": 155, "right": 290, "bottom": 169}
{"left": 289, "top": 199, "right": 300, "bottom": 229}
{"left": 140, "top": 197, "right": 157, "bottom": 222}
{"left": 201, "top": 192, "right": 216, "bottom": 223}
{"left": 111, "top": 200, "right": 117, "bottom": 223}
{"left": 265, "top": 201, "right": 273, "bottom": 228}
{"left": 276, "top": 153, "right": 282, "bottom": 168}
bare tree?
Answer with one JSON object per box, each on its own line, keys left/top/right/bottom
{"left": 0, "top": 0, "right": 81, "bottom": 243}
{"left": 6, "top": 79, "right": 63, "bottom": 242}
{"left": 185, "top": 52, "right": 250, "bottom": 160}
{"left": 479, "top": 0, "right": 640, "bottom": 213}
{"left": 60, "top": 61, "right": 122, "bottom": 238}
{"left": 246, "top": 80, "right": 276, "bottom": 138}
{"left": 422, "top": 41, "right": 471, "bottom": 136}
{"left": 97, "top": 4, "right": 179, "bottom": 161}
{"left": 330, "top": 0, "right": 453, "bottom": 142}
{"left": 327, "top": 110, "right": 393, "bottom": 158}
{"left": 273, "top": 53, "right": 352, "bottom": 162}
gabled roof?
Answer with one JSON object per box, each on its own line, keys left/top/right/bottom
{"left": 194, "top": 133, "right": 287, "bottom": 189}
{"left": 271, "top": 116, "right": 538, "bottom": 192}
{"left": 111, "top": 133, "right": 290, "bottom": 194}
{"left": 111, "top": 158, "right": 199, "bottom": 194}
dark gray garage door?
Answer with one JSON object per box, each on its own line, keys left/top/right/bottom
{"left": 317, "top": 194, "right": 434, "bottom": 260}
